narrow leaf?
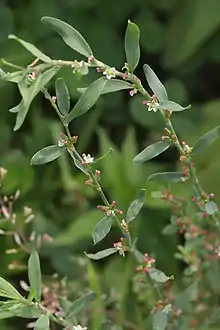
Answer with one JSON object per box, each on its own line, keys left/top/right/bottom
{"left": 159, "top": 100, "right": 191, "bottom": 112}
{"left": 28, "top": 249, "right": 42, "bottom": 302}
{"left": 31, "top": 145, "right": 62, "bottom": 165}
{"left": 193, "top": 126, "right": 220, "bottom": 155}
{"left": 125, "top": 20, "right": 140, "bottom": 72}
{"left": 0, "top": 277, "right": 22, "bottom": 300}
{"left": 85, "top": 248, "right": 118, "bottom": 260}
{"left": 153, "top": 310, "right": 168, "bottom": 330}
{"left": 67, "top": 77, "right": 107, "bottom": 123}
{"left": 66, "top": 292, "right": 95, "bottom": 319}
{"left": 35, "top": 315, "right": 50, "bottom": 330}
{"left": 148, "top": 172, "right": 185, "bottom": 183}
{"left": 55, "top": 77, "right": 70, "bottom": 115}
{"left": 205, "top": 201, "right": 218, "bottom": 215}
{"left": 133, "top": 141, "right": 170, "bottom": 163}
{"left": 41, "top": 16, "right": 93, "bottom": 57}
{"left": 162, "top": 224, "right": 178, "bottom": 235}
{"left": 149, "top": 268, "right": 170, "bottom": 283}
{"left": 92, "top": 217, "right": 112, "bottom": 244}
{"left": 77, "top": 79, "right": 133, "bottom": 95}
{"left": 143, "top": 64, "right": 168, "bottom": 102}
{"left": 8, "top": 35, "right": 51, "bottom": 63}
{"left": 126, "top": 189, "right": 146, "bottom": 223}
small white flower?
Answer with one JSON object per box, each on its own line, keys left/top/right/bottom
{"left": 162, "top": 304, "right": 172, "bottom": 314}
{"left": 58, "top": 138, "right": 65, "bottom": 147}
{"left": 147, "top": 101, "right": 160, "bottom": 112}
{"left": 183, "top": 144, "right": 192, "bottom": 153}
{"left": 103, "top": 67, "right": 116, "bottom": 79}
{"left": 82, "top": 153, "right": 94, "bottom": 164}
{"left": 73, "top": 325, "right": 87, "bottom": 330}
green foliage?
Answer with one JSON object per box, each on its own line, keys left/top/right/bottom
{"left": 143, "top": 64, "right": 168, "bottom": 102}
{"left": 55, "top": 78, "right": 70, "bottom": 116}
{"left": 133, "top": 141, "right": 170, "bottom": 163}
{"left": 0, "top": 278, "right": 22, "bottom": 300}
{"left": 126, "top": 189, "right": 146, "bottom": 223}
{"left": 92, "top": 216, "right": 112, "bottom": 244}
{"left": 31, "top": 145, "right": 62, "bottom": 165}
{"left": 35, "top": 315, "right": 50, "bottom": 330}
{"left": 28, "top": 249, "right": 42, "bottom": 302}
{"left": 148, "top": 172, "right": 185, "bottom": 183}
{"left": 124, "top": 20, "right": 140, "bottom": 72}
{"left": 85, "top": 248, "right": 118, "bottom": 260}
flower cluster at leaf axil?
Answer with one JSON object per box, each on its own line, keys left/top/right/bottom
{"left": 58, "top": 132, "right": 78, "bottom": 148}
{"left": 113, "top": 237, "right": 128, "bottom": 257}
{"left": 142, "top": 94, "right": 159, "bottom": 112}
{"left": 136, "top": 253, "right": 155, "bottom": 274}
{"left": 97, "top": 200, "right": 123, "bottom": 217}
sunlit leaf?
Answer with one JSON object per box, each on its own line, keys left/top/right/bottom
{"left": 66, "top": 292, "right": 95, "bottom": 319}
{"left": 153, "top": 310, "right": 168, "bottom": 330}
{"left": 92, "top": 216, "right": 112, "bottom": 244}
{"left": 35, "top": 315, "right": 50, "bottom": 330}
{"left": 148, "top": 172, "right": 185, "bottom": 183}
{"left": 126, "top": 189, "right": 146, "bottom": 223}
{"left": 124, "top": 20, "right": 140, "bottom": 72}
{"left": 8, "top": 34, "right": 52, "bottom": 63}
{"left": 85, "top": 248, "right": 118, "bottom": 260}
{"left": 77, "top": 79, "right": 133, "bottom": 95}
{"left": 133, "top": 141, "right": 170, "bottom": 163}
{"left": 55, "top": 77, "right": 70, "bottom": 115}
{"left": 159, "top": 100, "right": 191, "bottom": 112}
{"left": 31, "top": 145, "right": 62, "bottom": 165}
{"left": 143, "top": 64, "right": 168, "bottom": 102}
{"left": 0, "top": 277, "right": 22, "bottom": 300}
{"left": 149, "top": 268, "right": 171, "bottom": 283}
{"left": 28, "top": 249, "right": 42, "bottom": 302}
{"left": 67, "top": 77, "right": 107, "bottom": 122}
{"left": 42, "top": 16, "right": 93, "bottom": 57}
{"left": 193, "top": 126, "right": 220, "bottom": 155}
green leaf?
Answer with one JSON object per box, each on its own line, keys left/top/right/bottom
{"left": 41, "top": 16, "right": 93, "bottom": 57}
{"left": 143, "top": 64, "right": 168, "bottom": 102}
{"left": 1, "top": 303, "right": 42, "bottom": 319}
{"left": 8, "top": 35, "right": 52, "bottom": 63}
{"left": 153, "top": 310, "right": 168, "bottom": 330}
{"left": 55, "top": 77, "right": 70, "bottom": 115}
{"left": 66, "top": 292, "right": 95, "bottom": 319}
{"left": 35, "top": 315, "right": 50, "bottom": 330}
{"left": 0, "top": 310, "right": 13, "bottom": 320}
{"left": 100, "top": 321, "right": 112, "bottom": 330}
{"left": 148, "top": 172, "right": 185, "bottom": 183}
{"left": 28, "top": 249, "right": 42, "bottom": 302}
{"left": 67, "top": 77, "right": 107, "bottom": 122}
{"left": 124, "top": 20, "right": 140, "bottom": 72}
{"left": 159, "top": 100, "right": 191, "bottom": 112}
{"left": 92, "top": 216, "right": 112, "bottom": 244}
{"left": 58, "top": 297, "right": 72, "bottom": 315}
{"left": 208, "top": 307, "right": 220, "bottom": 324}
{"left": 133, "top": 141, "right": 170, "bottom": 163}
{"left": 149, "top": 268, "right": 171, "bottom": 283}
{"left": 14, "top": 66, "right": 59, "bottom": 131}
{"left": 126, "top": 189, "right": 146, "bottom": 223}
{"left": 0, "top": 277, "right": 22, "bottom": 300}
{"left": 85, "top": 248, "right": 118, "bottom": 260}
{"left": 193, "top": 126, "right": 220, "bottom": 155}
{"left": 205, "top": 201, "right": 218, "bottom": 215}
{"left": 162, "top": 224, "right": 178, "bottom": 235}
{"left": 77, "top": 79, "right": 133, "bottom": 95}
{"left": 31, "top": 145, "right": 62, "bottom": 165}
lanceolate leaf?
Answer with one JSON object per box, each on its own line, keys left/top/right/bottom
{"left": 126, "top": 189, "right": 146, "bottom": 223}
{"left": 133, "top": 141, "right": 170, "bottom": 163}
{"left": 143, "top": 64, "right": 168, "bottom": 102}
{"left": 55, "top": 77, "right": 70, "bottom": 115}
{"left": 77, "top": 79, "right": 133, "bottom": 95}
{"left": 28, "top": 249, "right": 42, "bottom": 302}
{"left": 148, "top": 172, "right": 185, "bottom": 183}
{"left": 41, "top": 16, "right": 93, "bottom": 57}
{"left": 125, "top": 20, "right": 140, "bottom": 72}
{"left": 85, "top": 248, "right": 118, "bottom": 260}
{"left": 193, "top": 125, "right": 220, "bottom": 155}
{"left": 35, "top": 315, "right": 50, "bottom": 330}
{"left": 159, "top": 100, "right": 191, "bottom": 112}
{"left": 92, "top": 217, "right": 112, "bottom": 244}
{"left": 0, "top": 277, "right": 22, "bottom": 300}
{"left": 8, "top": 35, "right": 52, "bottom": 63}
{"left": 66, "top": 292, "right": 95, "bottom": 319}
{"left": 67, "top": 77, "right": 107, "bottom": 123}
{"left": 14, "top": 66, "right": 59, "bottom": 131}
{"left": 31, "top": 145, "right": 62, "bottom": 165}
{"left": 153, "top": 310, "right": 168, "bottom": 330}
{"left": 149, "top": 268, "right": 170, "bottom": 283}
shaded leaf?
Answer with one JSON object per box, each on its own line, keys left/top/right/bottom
{"left": 8, "top": 34, "right": 51, "bottom": 63}
{"left": 153, "top": 310, "right": 168, "bottom": 330}
{"left": 42, "top": 16, "right": 93, "bottom": 57}
{"left": 193, "top": 126, "right": 220, "bottom": 155}
{"left": 143, "top": 64, "right": 168, "bottom": 102}
{"left": 66, "top": 292, "right": 95, "bottom": 319}
{"left": 0, "top": 277, "right": 22, "bottom": 300}
{"left": 149, "top": 268, "right": 170, "bottom": 283}
{"left": 126, "top": 189, "right": 146, "bottom": 223}
{"left": 28, "top": 249, "right": 42, "bottom": 302}
{"left": 125, "top": 20, "right": 140, "bottom": 72}
{"left": 208, "top": 307, "right": 220, "bottom": 324}
{"left": 55, "top": 77, "right": 70, "bottom": 115}
{"left": 3, "top": 303, "right": 42, "bottom": 319}
{"left": 35, "top": 315, "right": 50, "bottom": 330}
{"left": 77, "top": 79, "right": 133, "bottom": 95}
{"left": 85, "top": 248, "right": 118, "bottom": 260}
{"left": 58, "top": 297, "right": 72, "bottom": 315}
{"left": 159, "top": 100, "right": 191, "bottom": 112}
{"left": 92, "top": 217, "right": 112, "bottom": 244}
{"left": 148, "top": 172, "right": 185, "bottom": 183}
{"left": 67, "top": 77, "right": 107, "bottom": 123}
{"left": 133, "top": 141, "right": 170, "bottom": 163}
{"left": 162, "top": 224, "right": 178, "bottom": 235}
{"left": 31, "top": 145, "right": 62, "bottom": 165}
{"left": 100, "top": 321, "right": 112, "bottom": 330}
{"left": 205, "top": 201, "right": 218, "bottom": 215}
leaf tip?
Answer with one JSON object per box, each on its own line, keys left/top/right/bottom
{"left": 8, "top": 34, "right": 16, "bottom": 40}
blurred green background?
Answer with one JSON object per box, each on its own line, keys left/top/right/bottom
{"left": 1, "top": 0, "right": 220, "bottom": 329}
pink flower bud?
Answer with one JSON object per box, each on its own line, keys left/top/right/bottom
{"left": 88, "top": 55, "right": 95, "bottom": 63}
{"left": 209, "top": 193, "right": 215, "bottom": 199}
